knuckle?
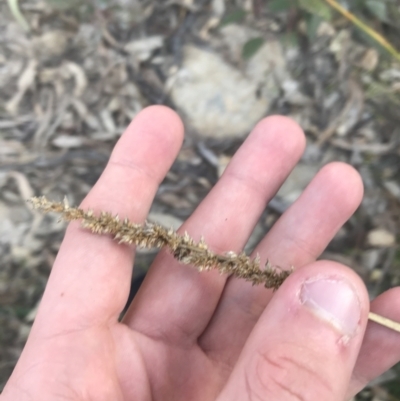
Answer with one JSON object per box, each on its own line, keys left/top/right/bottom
{"left": 247, "top": 343, "right": 336, "bottom": 401}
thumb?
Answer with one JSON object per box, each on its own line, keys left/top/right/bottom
{"left": 218, "top": 261, "right": 369, "bottom": 401}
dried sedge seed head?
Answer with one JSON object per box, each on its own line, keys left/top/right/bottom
{"left": 28, "top": 196, "right": 292, "bottom": 290}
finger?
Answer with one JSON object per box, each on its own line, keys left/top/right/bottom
{"left": 34, "top": 106, "right": 184, "bottom": 331}
{"left": 200, "top": 163, "right": 363, "bottom": 367}
{"left": 124, "top": 116, "right": 306, "bottom": 343}
{"left": 346, "top": 287, "right": 400, "bottom": 398}
{"left": 217, "top": 261, "right": 369, "bottom": 401}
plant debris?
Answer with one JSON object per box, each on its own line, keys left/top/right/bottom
{"left": 29, "top": 196, "right": 291, "bottom": 290}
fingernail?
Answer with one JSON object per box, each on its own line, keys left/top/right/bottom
{"left": 300, "top": 277, "right": 361, "bottom": 337}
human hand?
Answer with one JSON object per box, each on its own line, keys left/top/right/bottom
{"left": 2, "top": 106, "right": 400, "bottom": 401}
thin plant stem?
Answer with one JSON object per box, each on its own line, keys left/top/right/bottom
{"left": 29, "top": 196, "right": 400, "bottom": 333}
{"left": 7, "top": 0, "right": 30, "bottom": 32}
{"left": 368, "top": 312, "right": 400, "bottom": 333}
{"left": 323, "top": 0, "right": 400, "bottom": 63}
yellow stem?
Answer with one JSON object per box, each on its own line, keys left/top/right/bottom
{"left": 369, "top": 312, "right": 400, "bottom": 333}
{"left": 323, "top": 0, "right": 400, "bottom": 62}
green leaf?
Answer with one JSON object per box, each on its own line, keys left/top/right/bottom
{"left": 365, "top": 0, "right": 388, "bottom": 22}
{"left": 298, "top": 0, "right": 332, "bottom": 20}
{"left": 220, "top": 9, "right": 247, "bottom": 27}
{"left": 242, "top": 37, "right": 264, "bottom": 60}
{"left": 269, "top": 0, "right": 297, "bottom": 12}
{"left": 306, "top": 14, "right": 323, "bottom": 40}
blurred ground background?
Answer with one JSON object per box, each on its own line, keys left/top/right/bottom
{"left": 1, "top": 0, "right": 400, "bottom": 398}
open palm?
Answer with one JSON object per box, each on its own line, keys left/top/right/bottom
{"left": 2, "top": 106, "right": 400, "bottom": 401}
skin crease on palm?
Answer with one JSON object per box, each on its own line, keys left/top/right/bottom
{"left": 1, "top": 106, "right": 400, "bottom": 401}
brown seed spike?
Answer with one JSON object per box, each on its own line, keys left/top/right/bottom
{"left": 26, "top": 196, "right": 400, "bottom": 334}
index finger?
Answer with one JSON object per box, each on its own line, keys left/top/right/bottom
{"left": 33, "top": 106, "right": 184, "bottom": 333}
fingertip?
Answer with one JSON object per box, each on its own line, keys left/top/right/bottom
{"left": 318, "top": 162, "right": 364, "bottom": 209}
{"left": 257, "top": 259, "right": 370, "bottom": 345}
{"left": 218, "top": 260, "right": 369, "bottom": 401}
{"left": 231, "top": 115, "right": 306, "bottom": 185}
{"left": 289, "top": 260, "right": 370, "bottom": 318}
{"left": 106, "top": 105, "right": 184, "bottom": 185}
{"left": 254, "top": 115, "right": 306, "bottom": 153}
{"left": 127, "top": 105, "right": 185, "bottom": 147}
